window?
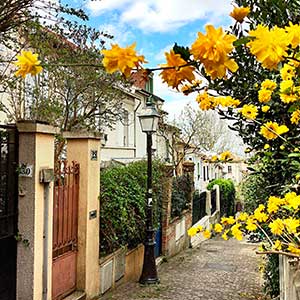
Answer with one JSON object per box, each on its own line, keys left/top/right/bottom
{"left": 145, "top": 75, "right": 154, "bottom": 93}
{"left": 123, "top": 110, "right": 129, "bottom": 147}
{"left": 228, "top": 166, "right": 232, "bottom": 173}
{"left": 203, "top": 166, "right": 206, "bottom": 181}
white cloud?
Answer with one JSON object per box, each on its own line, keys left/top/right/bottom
{"left": 153, "top": 73, "right": 196, "bottom": 121}
{"left": 154, "top": 43, "right": 174, "bottom": 62}
{"left": 99, "top": 22, "right": 134, "bottom": 45}
{"left": 87, "top": 0, "right": 232, "bottom": 33}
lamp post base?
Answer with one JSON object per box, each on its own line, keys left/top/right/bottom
{"left": 139, "top": 228, "right": 159, "bottom": 285}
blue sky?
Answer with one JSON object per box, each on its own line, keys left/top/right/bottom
{"left": 63, "top": 0, "right": 234, "bottom": 118}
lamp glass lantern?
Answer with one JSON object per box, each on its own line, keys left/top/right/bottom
{"left": 138, "top": 103, "right": 160, "bottom": 133}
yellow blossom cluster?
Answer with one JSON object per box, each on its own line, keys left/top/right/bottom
{"left": 240, "top": 104, "right": 258, "bottom": 120}
{"left": 14, "top": 50, "right": 43, "bottom": 78}
{"left": 209, "top": 151, "right": 233, "bottom": 163}
{"left": 258, "top": 79, "right": 277, "bottom": 103}
{"left": 259, "top": 121, "right": 289, "bottom": 140}
{"left": 196, "top": 92, "right": 240, "bottom": 111}
{"left": 160, "top": 50, "right": 195, "bottom": 89}
{"left": 230, "top": 6, "right": 250, "bottom": 23}
{"left": 188, "top": 192, "right": 300, "bottom": 256}
{"left": 190, "top": 25, "right": 238, "bottom": 79}
{"left": 101, "top": 43, "right": 146, "bottom": 77}
{"left": 248, "top": 25, "right": 289, "bottom": 69}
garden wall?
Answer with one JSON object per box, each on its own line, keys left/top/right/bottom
{"left": 161, "top": 161, "right": 194, "bottom": 257}
{"left": 99, "top": 244, "right": 144, "bottom": 295}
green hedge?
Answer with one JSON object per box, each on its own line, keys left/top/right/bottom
{"left": 207, "top": 178, "right": 236, "bottom": 216}
{"left": 100, "top": 160, "right": 163, "bottom": 256}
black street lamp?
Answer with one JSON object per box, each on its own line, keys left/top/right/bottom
{"left": 138, "top": 97, "right": 160, "bottom": 285}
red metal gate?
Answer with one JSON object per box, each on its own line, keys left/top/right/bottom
{"left": 52, "top": 161, "right": 79, "bottom": 300}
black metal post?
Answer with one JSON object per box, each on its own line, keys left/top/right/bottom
{"left": 139, "top": 132, "right": 159, "bottom": 284}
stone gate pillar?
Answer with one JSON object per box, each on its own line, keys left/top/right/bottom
{"left": 64, "top": 131, "right": 101, "bottom": 299}
{"left": 17, "top": 121, "right": 56, "bottom": 300}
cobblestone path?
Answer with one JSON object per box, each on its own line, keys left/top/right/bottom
{"left": 101, "top": 238, "right": 268, "bottom": 300}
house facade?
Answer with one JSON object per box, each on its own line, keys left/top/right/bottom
{"left": 101, "top": 76, "right": 175, "bottom": 166}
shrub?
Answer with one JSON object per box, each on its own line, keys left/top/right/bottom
{"left": 207, "top": 179, "right": 235, "bottom": 216}
{"left": 171, "top": 174, "right": 191, "bottom": 218}
{"left": 240, "top": 172, "right": 270, "bottom": 214}
{"left": 100, "top": 160, "right": 163, "bottom": 256}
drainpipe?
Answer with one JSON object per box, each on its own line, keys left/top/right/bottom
{"left": 133, "top": 97, "right": 142, "bottom": 157}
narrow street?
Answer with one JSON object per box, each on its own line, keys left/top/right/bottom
{"left": 102, "top": 238, "right": 266, "bottom": 300}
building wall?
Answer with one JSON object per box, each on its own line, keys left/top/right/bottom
{"left": 101, "top": 90, "right": 169, "bottom": 164}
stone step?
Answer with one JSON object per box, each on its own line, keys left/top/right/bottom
{"left": 63, "top": 291, "right": 86, "bottom": 300}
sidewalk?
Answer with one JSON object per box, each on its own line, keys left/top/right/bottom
{"left": 101, "top": 238, "right": 267, "bottom": 300}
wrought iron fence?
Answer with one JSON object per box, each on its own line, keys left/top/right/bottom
{"left": 192, "top": 191, "right": 206, "bottom": 225}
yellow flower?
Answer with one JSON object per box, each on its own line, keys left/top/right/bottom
{"left": 244, "top": 148, "right": 251, "bottom": 153}
{"left": 160, "top": 50, "right": 195, "bottom": 89}
{"left": 221, "top": 216, "right": 236, "bottom": 225}
{"left": 240, "top": 104, "right": 258, "bottom": 120}
{"left": 267, "top": 196, "right": 285, "bottom": 214}
{"left": 248, "top": 25, "right": 290, "bottom": 69}
{"left": 258, "top": 89, "right": 272, "bottom": 103}
{"left": 285, "top": 192, "right": 300, "bottom": 210}
{"left": 203, "top": 229, "right": 211, "bottom": 239}
{"left": 283, "top": 218, "right": 300, "bottom": 234}
{"left": 291, "top": 110, "right": 300, "bottom": 125}
{"left": 187, "top": 227, "right": 198, "bottom": 237}
{"left": 246, "top": 219, "right": 257, "bottom": 231}
{"left": 217, "top": 96, "right": 241, "bottom": 108}
{"left": 191, "top": 25, "right": 238, "bottom": 79}
{"left": 269, "top": 218, "right": 284, "bottom": 235}
{"left": 196, "top": 225, "right": 203, "bottom": 232}
{"left": 280, "top": 64, "right": 295, "bottom": 81}
{"left": 214, "top": 223, "right": 223, "bottom": 233}
{"left": 260, "top": 121, "right": 289, "bottom": 140}
{"left": 219, "top": 150, "right": 232, "bottom": 161}
{"left": 14, "top": 50, "right": 43, "bottom": 78}
{"left": 231, "top": 223, "right": 243, "bottom": 241}
{"left": 230, "top": 6, "right": 250, "bottom": 23}
{"left": 286, "top": 22, "right": 300, "bottom": 48}
{"left": 280, "top": 93, "right": 298, "bottom": 103}
{"left": 222, "top": 230, "right": 229, "bottom": 241}
{"left": 237, "top": 212, "right": 248, "bottom": 222}
{"left": 196, "top": 92, "right": 216, "bottom": 111}
{"left": 264, "top": 144, "right": 270, "bottom": 150}
{"left": 261, "top": 79, "right": 277, "bottom": 91}
{"left": 280, "top": 145, "right": 285, "bottom": 150}
{"left": 101, "top": 43, "right": 146, "bottom": 77}
{"left": 280, "top": 79, "right": 294, "bottom": 93}
{"left": 211, "top": 155, "right": 218, "bottom": 162}
{"left": 253, "top": 204, "right": 268, "bottom": 222}
{"left": 288, "top": 243, "right": 300, "bottom": 255}
{"left": 273, "top": 240, "right": 282, "bottom": 251}
{"left": 262, "top": 105, "right": 270, "bottom": 113}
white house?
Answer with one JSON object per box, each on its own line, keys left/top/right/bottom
{"left": 101, "top": 76, "right": 174, "bottom": 165}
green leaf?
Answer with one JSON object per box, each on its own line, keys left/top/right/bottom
{"left": 233, "top": 36, "right": 252, "bottom": 47}
{"left": 172, "top": 43, "right": 191, "bottom": 62}
{"left": 288, "top": 153, "right": 300, "bottom": 158}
